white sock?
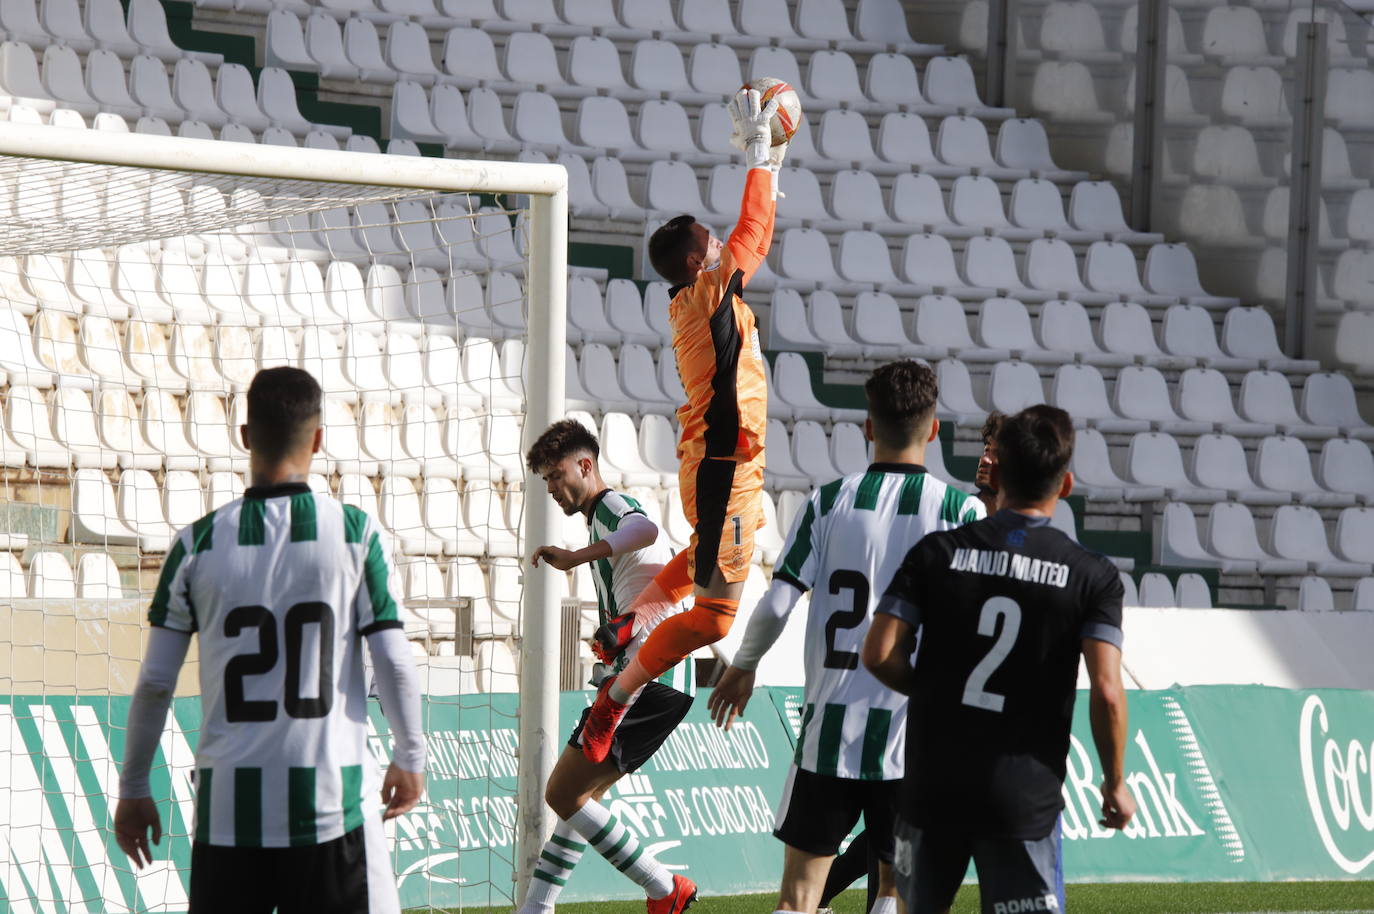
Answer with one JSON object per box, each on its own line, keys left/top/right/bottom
{"left": 520, "top": 819, "right": 586, "bottom": 913}
{"left": 870, "top": 897, "right": 898, "bottom": 914}
{"left": 567, "top": 799, "right": 674, "bottom": 899}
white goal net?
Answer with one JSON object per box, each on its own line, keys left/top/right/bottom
{"left": 0, "top": 126, "right": 568, "bottom": 913}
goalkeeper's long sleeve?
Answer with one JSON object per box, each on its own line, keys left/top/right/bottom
{"left": 725, "top": 167, "right": 777, "bottom": 289}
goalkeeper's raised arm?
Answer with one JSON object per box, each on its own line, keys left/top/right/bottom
{"left": 577, "top": 88, "right": 791, "bottom": 765}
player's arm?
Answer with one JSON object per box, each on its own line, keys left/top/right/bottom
{"left": 115, "top": 625, "right": 191, "bottom": 869}
{"left": 367, "top": 627, "right": 427, "bottom": 819}
{"left": 862, "top": 613, "right": 918, "bottom": 695}
{"left": 355, "top": 520, "right": 426, "bottom": 819}
{"left": 1082, "top": 567, "right": 1134, "bottom": 830}
{"left": 708, "top": 578, "right": 804, "bottom": 729}
{"left": 531, "top": 514, "right": 658, "bottom": 572}
{"left": 864, "top": 541, "right": 932, "bottom": 695}
{"left": 725, "top": 88, "right": 783, "bottom": 287}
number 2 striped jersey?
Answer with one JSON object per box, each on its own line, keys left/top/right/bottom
{"left": 774, "top": 464, "right": 985, "bottom": 780}
{"left": 148, "top": 482, "right": 405, "bottom": 848}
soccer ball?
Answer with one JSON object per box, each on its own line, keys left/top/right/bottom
{"left": 745, "top": 76, "right": 802, "bottom": 147}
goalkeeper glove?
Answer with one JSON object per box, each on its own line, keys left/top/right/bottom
{"left": 727, "top": 87, "right": 780, "bottom": 171}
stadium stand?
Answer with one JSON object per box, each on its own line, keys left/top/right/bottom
{"left": 0, "top": 0, "right": 1371, "bottom": 706}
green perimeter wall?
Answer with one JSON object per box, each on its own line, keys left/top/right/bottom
{"left": 2, "top": 685, "right": 1371, "bottom": 911}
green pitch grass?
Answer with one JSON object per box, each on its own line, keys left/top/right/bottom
{"left": 445, "top": 882, "right": 1374, "bottom": 914}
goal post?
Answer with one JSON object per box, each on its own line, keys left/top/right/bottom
{"left": 0, "top": 121, "right": 566, "bottom": 911}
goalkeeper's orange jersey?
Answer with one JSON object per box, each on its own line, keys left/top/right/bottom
{"left": 668, "top": 167, "right": 776, "bottom": 467}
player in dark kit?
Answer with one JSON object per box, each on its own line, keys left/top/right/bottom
{"left": 862, "top": 405, "right": 1135, "bottom": 914}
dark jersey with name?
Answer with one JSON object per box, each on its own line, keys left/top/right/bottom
{"left": 876, "top": 509, "right": 1124, "bottom": 840}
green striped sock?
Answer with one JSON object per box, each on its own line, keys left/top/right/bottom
{"left": 567, "top": 800, "right": 672, "bottom": 899}
{"left": 521, "top": 820, "right": 586, "bottom": 911}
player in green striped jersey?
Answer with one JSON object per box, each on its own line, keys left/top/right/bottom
{"left": 519, "top": 420, "right": 697, "bottom": 914}
{"left": 113, "top": 367, "right": 425, "bottom": 914}
{"left": 707, "top": 361, "right": 985, "bottom": 914}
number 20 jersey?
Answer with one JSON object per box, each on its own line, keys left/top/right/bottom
{"left": 773, "top": 464, "right": 985, "bottom": 781}
{"left": 149, "top": 485, "right": 404, "bottom": 848}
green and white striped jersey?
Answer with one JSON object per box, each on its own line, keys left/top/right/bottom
{"left": 586, "top": 489, "right": 695, "bottom": 697}
{"left": 774, "top": 465, "right": 985, "bottom": 780}
{"left": 148, "top": 483, "right": 404, "bottom": 848}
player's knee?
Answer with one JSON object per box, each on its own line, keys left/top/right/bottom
{"left": 544, "top": 781, "right": 578, "bottom": 820}
{"left": 687, "top": 608, "right": 734, "bottom": 643}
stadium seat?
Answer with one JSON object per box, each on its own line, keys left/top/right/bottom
{"left": 594, "top": 412, "right": 661, "bottom": 489}
{"left": 830, "top": 421, "right": 869, "bottom": 476}
{"left": 1071, "top": 427, "right": 1158, "bottom": 502}
{"left": 792, "top": 420, "right": 843, "bottom": 483}
{"left": 1206, "top": 502, "right": 1306, "bottom": 575}
{"left": 1034, "top": 300, "right": 1124, "bottom": 367}
{"left": 951, "top": 176, "right": 1038, "bottom": 242}
{"left": 853, "top": 0, "right": 939, "bottom": 54}
{"left": 889, "top": 173, "right": 963, "bottom": 236}
{"left": 776, "top": 227, "right": 846, "bottom": 290}
{"left": 1335, "top": 507, "right": 1374, "bottom": 566}
{"left": 1138, "top": 572, "right": 1175, "bottom": 608}
{"left": 1317, "top": 439, "right": 1374, "bottom": 504}
{"left": 1084, "top": 241, "right": 1171, "bottom": 305}
{"left": 809, "top": 50, "right": 877, "bottom": 111}
{"left": 1126, "top": 432, "right": 1225, "bottom": 502}
{"left": 1160, "top": 305, "right": 1255, "bottom": 371}
{"left": 1068, "top": 181, "right": 1162, "bottom": 245}
{"left": 27, "top": 551, "right": 74, "bottom": 599}
{"left": 925, "top": 57, "right": 1010, "bottom": 119}
{"left": 1008, "top": 180, "right": 1097, "bottom": 243}
{"left": 1256, "top": 435, "right": 1355, "bottom": 508}
{"left": 902, "top": 234, "right": 992, "bottom": 299}
{"left": 1100, "top": 303, "right": 1190, "bottom": 370}
{"left": 1272, "top": 505, "right": 1372, "bottom": 577}
{"left": 1326, "top": 68, "right": 1374, "bottom": 127}
{"left": 1029, "top": 61, "right": 1112, "bottom": 123}
{"left": 988, "top": 360, "right": 1045, "bottom": 415}
{"left": 767, "top": 288, "right": 827, "bottom": 353}
{"left": 937, "top": 116, "right": 1021, "bottom": 179}
{"left": 837, "top": 230, "right": 904, "bottom": 289}
{"left": 129, "top": 0, "right": 219, "bottom": 63}
{"left": 1160, "top": 502, "right": 1253, "bottom": 574}
{"left": 1296, "top": 374, "right": 1370, "bottom": 441}
{"left": 1221, "top": 307, "right": 1319, "bottom": 373}
{"left": 1296, "top": 576, "right": 1335, "bottom": 612}
{"left": 1189, "top": 434, "right": 1285, "bottom": 507}
{"left": 75, "top": 552, "right": 124, "bottom": 599}
{"left": 997, "top": 120, "right": 1086, "bottom": 183}
{"left": 746, "top": 47, "right": 807, "bottom": 102}
{"left": 1240, "top": 372, "right": 1339, "bottom": 440}
{"left": 776, "top": 352, "right": 860, "bottom": 422}
{"left": 1050, "top": 364, "right": 1148, "bottom": 433}
{"left": 913, "top": 294, "right": 1007, "bottom": 362}
{"left": 934, "top": 358, "right": 987, "bottom": 426}
{"left": 1144, "top": 245, "right": 1240, "bottom": 309}
{"left": 816, "top": 108, "right": 884, "bottom": 170}
{"left": 341, "top": 18, "right": 395, "bottom": 83}
{"left": 1113, "top": 365, "right": 1210, "bottom": 434}
{"left": 807, "top": 289, "right": 865, "bottom": 359}
{"left": 1024, "top": 239, "right": 1110, "bottom": 305}
{"left": 115, "top": 467, "right": 177, "bottom": 552}
{"left": 876, "top": 113, "right": 961, "bottom": 177}
{"left": 851, "top": 291, "right": 916, "bottom": 357}
{"left": 1050, "top": 500, "right": 1078, "bottom": 543}
{"left": 776, "top": 167, "right": 833, "bottom": 226}
{"left": 69, "top": 467, "right": 141, "bottom": 546}
{"left": 1172, "top": 573, "right": 1210, "bottom": 609}
{"left": 977, "top": 297, "right": 1070, "bottom": 364}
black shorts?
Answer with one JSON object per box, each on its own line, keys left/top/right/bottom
{"left": 189, "top": 818, "right": 399, "bottom": 914}
{"left": 772, "top": 764, "right": 901, "bottom": 860}
{"left": 570, "top": 681, "right": 694, "bottom": 773}
{"left": 892, "top": 818, "right": 1061, "bottom": 914}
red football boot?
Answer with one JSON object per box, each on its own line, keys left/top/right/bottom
{"left": 579, "top": 675, "right": 630, "bottom": 763}
{"left": 591, "top": 611, "right": 636, "bottom": 665}
{"left": 646, "top": 875, "right": 697, "bottom": 914}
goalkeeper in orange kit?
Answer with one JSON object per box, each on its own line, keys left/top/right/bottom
{"left": 578, "top": 86, "right": 788, "bottom": 763}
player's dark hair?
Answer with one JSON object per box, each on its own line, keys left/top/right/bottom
{"left": 648, "top": 214, "right": 703, "bottom": 287}
{"left": 995, "top": 405, "right": 1075, "bottom": 503}
{"left": 526, "top": 419, "right": 600, "bottom": 475}
{"left": 864, "top": 360, "right": 939, "bottom": 450}
{"left": 245, "top": 366, "right": 322, "bottom": 462}
{"left": 980, "top": 411, "right": 1005, "bottom": 446}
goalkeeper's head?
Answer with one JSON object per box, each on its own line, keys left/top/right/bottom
{"left": 526, "top": 419, "right": 607, "bottom": 518}
{"left": 864, "top": 359, "right": 939, "bottom": 459}
{"left": 242, "top": 366, "right": 323, "bottom": 475}
{"left": 647, "top": 214, "right": 723, "bottom": 288}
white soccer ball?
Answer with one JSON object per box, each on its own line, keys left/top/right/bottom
{"left": 745, "top": 76, "right": 802, "bottom": 147}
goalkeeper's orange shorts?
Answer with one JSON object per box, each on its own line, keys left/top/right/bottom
{"left": 679, "top": 454, "right": 764, "bottom": 587}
